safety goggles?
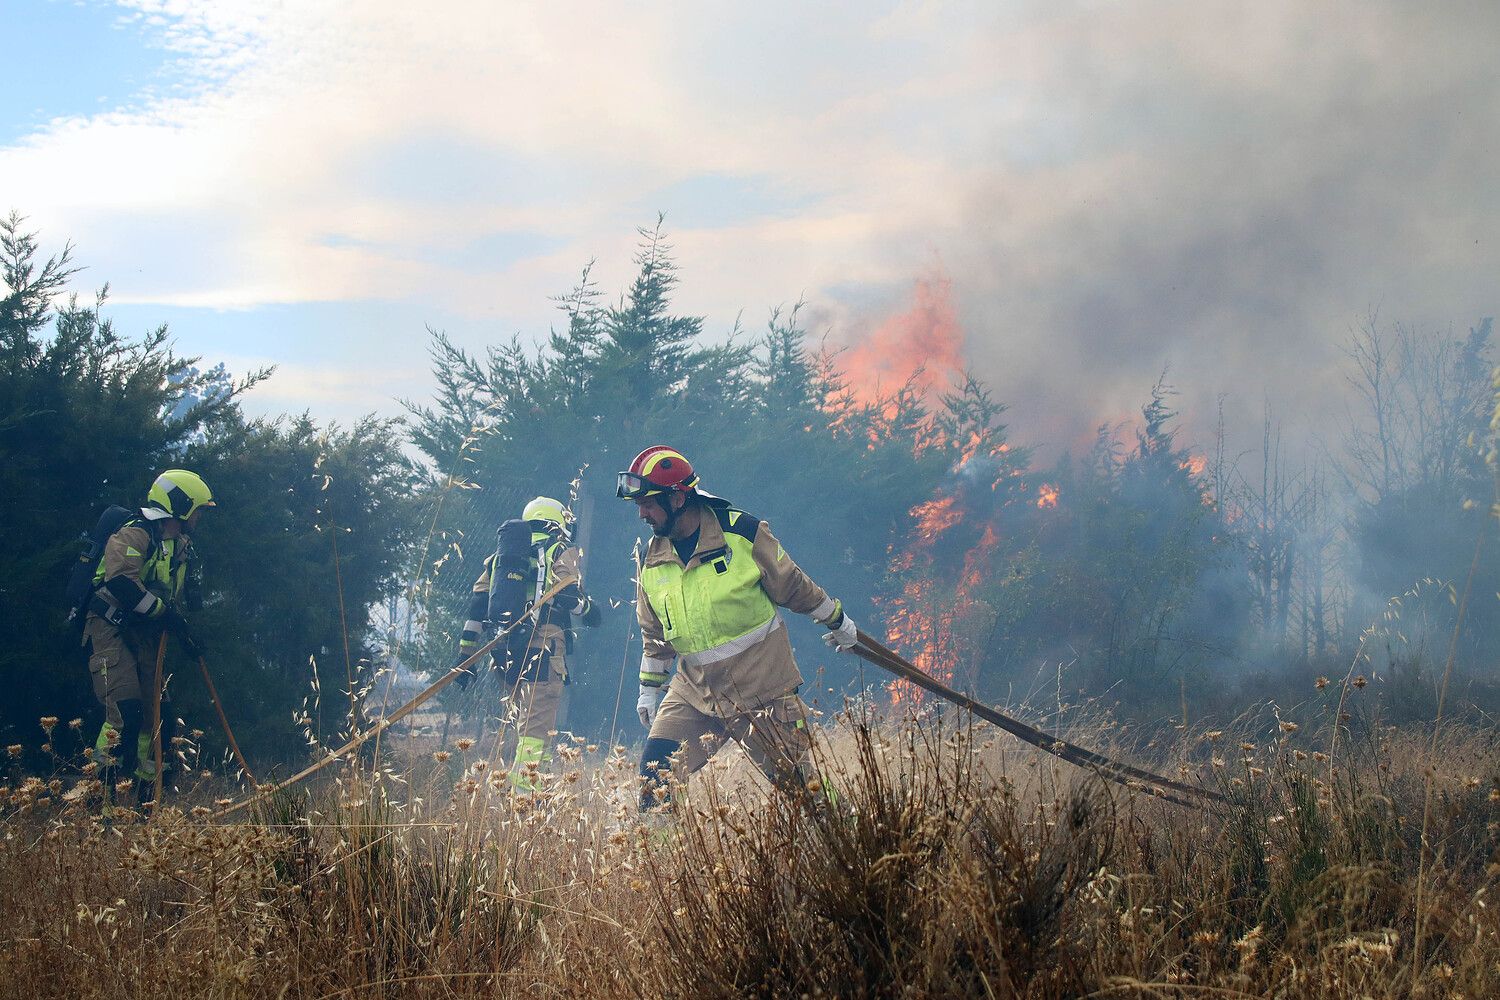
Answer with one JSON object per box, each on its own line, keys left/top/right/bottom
{"left": 616, "top": 472, "right": 666, "bottom": 500}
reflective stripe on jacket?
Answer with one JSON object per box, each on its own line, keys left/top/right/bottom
{"left": 636, "top": 500, "right": 829, "bottom": 716}
{"left": 91, "top": 521, "right": 186, "bottom": 621}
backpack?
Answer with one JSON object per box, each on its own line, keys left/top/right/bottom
{"left": 487, "top": 518, "right": 546, "bottom": 677}
{"left": 65, "top": 505, "right": 140, "bottom": 629}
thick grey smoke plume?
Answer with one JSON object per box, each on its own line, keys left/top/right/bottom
{"left": 852, "top": 1, "right": 1500, "bottom": 461}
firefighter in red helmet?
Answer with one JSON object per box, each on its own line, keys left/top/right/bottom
{"left": 616, "top": 446, "right": 857, "bottom": 808}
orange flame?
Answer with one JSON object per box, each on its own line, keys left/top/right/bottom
{"left": 841, "top": 272, "right": 965, "bottom": 408}
{"left": 911, "top": 495, "right": 962, "bottom": 541}
{"left": 1181, "top": 454, "right": 1207, "bottom": 478}
{"left": 1036, "top": 483, "right": 1059, "bottom": 509}
{"left": 884, "top": 493, "right": 1003, "bottom": 708}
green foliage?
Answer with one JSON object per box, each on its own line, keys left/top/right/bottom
{"left": 0, "top": 214, "right": 415, "bottom": 767}
{"left": 406, "top": 223, "right": 973, "bottom": 730}
{"left": 182, "top": 412, "right": 421, "bottom": 757}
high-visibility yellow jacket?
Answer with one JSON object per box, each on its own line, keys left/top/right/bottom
{"left": 89, "top": 518, "right": 188, "bottom": 624}
{"left": 635, "top": 500, "right": 834, "bottom": 716}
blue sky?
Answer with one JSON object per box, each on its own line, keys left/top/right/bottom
{"left": 4, "top": 1, "right": 1497, "bottom": 454}
{"left": 5, "top": 2, "right": 167, "bottom": 143}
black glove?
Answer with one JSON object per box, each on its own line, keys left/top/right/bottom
{"left": 158, "top": 606, "right": 203, "bottom": 659}
{"left": 580, "top": 596, "right": 602, "bottom": 628}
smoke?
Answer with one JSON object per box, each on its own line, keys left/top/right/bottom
{"left": 825, "top": 1, "right": 1500, "bottom": 464}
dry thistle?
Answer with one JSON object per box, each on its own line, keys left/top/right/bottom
{"left": 1279, "top": 721, "right": 1299, "bottom": 734}
{"left": 433, "top": 750, "right": 451, "bottom": 762}
{"left": 39, "top": 716, "right": 58, "bottom": 734}
{"left": 454, "top": 738, "right": 475, "bottom": 751}
{"left": 1235, "top": 924, "right": 1264, "bottom": 966}
{"left": 6, "top": 744, "right": 21, "bottom": 758}
{"left": 1353, "top": 675, "right": 1368, "bottom": 689}
{"left": 1315, "top": 676, "right": 1329, "bottom": 689}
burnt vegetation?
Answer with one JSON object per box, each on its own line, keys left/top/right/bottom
{"left": 2, "top": 214, "right": 1499, "bottom": 996}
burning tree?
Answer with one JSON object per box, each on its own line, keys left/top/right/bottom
{"left": 878, "top": 376, "right": 1031, "bottom": 705}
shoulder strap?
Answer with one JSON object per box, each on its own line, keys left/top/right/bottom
{"left": 714, "top": 506, "right": 760, "bottom": 543}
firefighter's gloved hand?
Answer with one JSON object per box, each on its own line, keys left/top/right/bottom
{"left": 820, "top": 601, "right": 859, "bottom": 652}
{"left": 637, "top": 683, "right": 666, "bottom": 729}
{"left": 580, "top": 595, "right": 602, "bottom": 628}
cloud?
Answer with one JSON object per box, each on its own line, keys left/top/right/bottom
{"left": 3, "top": 1, "right": 1496, "bottom": 461}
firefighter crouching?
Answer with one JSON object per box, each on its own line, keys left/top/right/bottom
{"left": 455, "top": 496, "right": 601, "bottom": 789}
{"left": 83, "top": 469, "right": 213, "bottom": 806}
{"left": 616, "top": 446, "right": 858, "bottom": 810}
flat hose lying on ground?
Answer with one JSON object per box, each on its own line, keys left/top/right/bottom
{"left": 212, "top": 576, "right": 577, "bottom": 819}
{"left": 850, "top": 627, "right": 1229, "bottom": 811}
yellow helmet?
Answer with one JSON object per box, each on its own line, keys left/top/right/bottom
{"left": 523, "top": 496, "right": 569, "bottom": 537}
{"left": 143, "top": 469, "right": 216, "bottom": 521}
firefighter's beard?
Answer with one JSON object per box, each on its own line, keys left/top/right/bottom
{"left": 654, "top": 501, "right": 684, "bottom": 538}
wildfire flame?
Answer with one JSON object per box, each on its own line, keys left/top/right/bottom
{"left": 882, "top": 490, "right": 1003, "bottom": 709}
{"left": 842, "top": 267, "right": 1010, "bottom": 708}
{"left": 1036, "top": 483, "right": 1059, "bottom": 509}
{"left": 840, "top": 271, "right": 965, "bottom": 409}
{"left": 911, "top": 495, "right": 962, "bottom": 541}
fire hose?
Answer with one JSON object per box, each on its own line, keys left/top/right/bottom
{"left": 194, "top": 653, "right": 260, "bottom": 788}
{"left": 850, "top": 628, "right": 1229, "bottom": 811}
{"left": 212, "top": 576, "right": 576, "bottom": 819}
{"left": 141, "top": 637, "right": 260, "bottom": 812}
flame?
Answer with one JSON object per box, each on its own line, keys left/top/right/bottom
{"left": 883, "top": 492, "right": 1003, "bottom": 708}
{"left": 840, "top": 271, "right": 965, "bottom": 409}
{"left": 911, "top": 495, "right": 962, "bottom": 541}
{"left": 1181, "top": 454, "right": 1207, "bottom": 478}
{"left": 1036, "top": 483, "right": 1059, "bottom": 509}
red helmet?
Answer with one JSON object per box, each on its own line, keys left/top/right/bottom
{"left": 616, "top": 446, "right": 699, "bottom": 500}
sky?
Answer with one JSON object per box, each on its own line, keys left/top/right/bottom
{"left": 4, "top": 0, "right": 1498, "bottom": 465}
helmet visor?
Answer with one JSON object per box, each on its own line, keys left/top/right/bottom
{"left": 616, "top": 472, "right": 663, "bottom": 500}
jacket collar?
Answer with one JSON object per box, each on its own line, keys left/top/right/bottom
{"left": 643, "top": 501, "right": 730, "bottom": 570}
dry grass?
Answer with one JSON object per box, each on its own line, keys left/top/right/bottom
{"left": 0, "top": 706, "right": 1496, "bottom": 999}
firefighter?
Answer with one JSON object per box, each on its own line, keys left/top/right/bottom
{"left": 454, "top": 496, "right": 600, "bottom": 789}
{"left": 616, "top": 446, "right": 858, "bottom": 809}
{"left": 83, "top": 469, "right": 213, "bottom": 807}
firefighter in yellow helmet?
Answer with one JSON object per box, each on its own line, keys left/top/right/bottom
{"left": 616, "top": 447, "right": 858, "bottom": 810}
{"left": 83, "top": 469, "right": 214, "bottom": 807}
{"left": 454, "top": 496, "right": 601, "bottom": 790}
